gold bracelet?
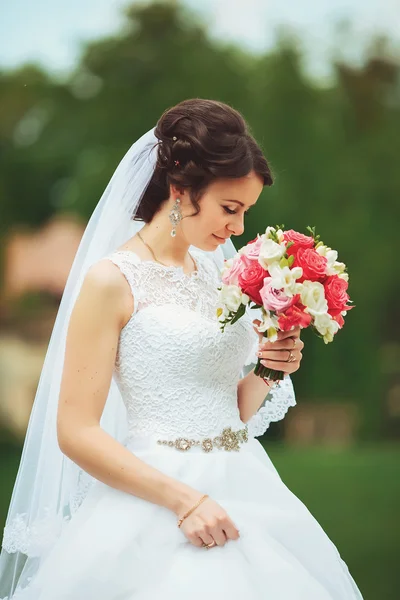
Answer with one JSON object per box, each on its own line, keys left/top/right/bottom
{"left": 177, "top": 494, "right": 209, "bottom": 528}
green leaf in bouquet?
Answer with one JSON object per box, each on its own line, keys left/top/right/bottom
{"left": 230, "top": 303, "right": 246, "bottom": 325}
{"left": 306, "top": 224, "right": 323, "bottom": 245}
{"left": 288, "top": 254, "right": 295, "bottom": 267}
{"left": 279, "top": 257, "right": 289, "bottom": 268}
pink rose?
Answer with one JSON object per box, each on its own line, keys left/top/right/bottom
{"left": 237, "top": 258, "right": 268, "bottom": 306}
{"left": 241, "top": 236, "right": 263, "bottom": 260}
{"left": 222, "top": 256, "right": 246, "bottom": 286}
{"left": 283, "top": 229, "right": 315, "bottom": 256}
{"left": 293, "top": 247, "right": 328, "bottom": 283}
{"left": 277, "top": 298, "right": 312, "bottom": 331}
{"left": 324, "top": 275, "right": 354, "bottom": 327}
{"left": 283, "top": 229, "right": 315, "bottom": 257}
{"left": 260, "top": 277, "right": 296, "bottom": 313}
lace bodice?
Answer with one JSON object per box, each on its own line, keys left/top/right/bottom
{"left": 104, "top": 247, "right": 296, "bottom": 440}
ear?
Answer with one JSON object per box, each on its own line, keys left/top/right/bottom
{"left": 170, "top": 183, "right": 186, "bottom": 198}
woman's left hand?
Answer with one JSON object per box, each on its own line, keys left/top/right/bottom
{"left": 252, "top": 321, "right": 304, "bottom": 375}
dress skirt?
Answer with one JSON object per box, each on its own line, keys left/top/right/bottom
{"left": 13, "top": 436, "right": 364, "bottom": 599}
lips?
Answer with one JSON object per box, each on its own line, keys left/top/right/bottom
{"left": 214, "top": 235, "right": 229, "bottom": 241}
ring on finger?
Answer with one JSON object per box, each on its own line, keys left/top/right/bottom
{"left": 202, "top": 540, "right": 216, "bottom": 549}
{"left": 287, "top": 349, "right": 296, "bottom": 363}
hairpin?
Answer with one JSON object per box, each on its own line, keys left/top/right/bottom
{"left": 172, "top": 136, "right": 177, "bottom": 141}
{"left": 174, "top": 159, "right": 180, "bottom": 167}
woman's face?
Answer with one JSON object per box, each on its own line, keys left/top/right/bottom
{"left": 177, "top": 170, "right": 264, "bottom": 250}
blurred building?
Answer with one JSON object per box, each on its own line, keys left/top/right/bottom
{"left": 3, "top": 214, "right": 84, "bottom": 299}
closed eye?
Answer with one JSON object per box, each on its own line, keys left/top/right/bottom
{"left": 223, "top": 207, "right": 252, "bottom": 216}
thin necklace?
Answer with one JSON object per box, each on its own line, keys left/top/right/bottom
{"left": 137, "top": 231, "right": 197, "bottom": 274}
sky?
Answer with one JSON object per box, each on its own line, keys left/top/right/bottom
{"left": 0, "top": 0, "right": 399, "bottom": 79}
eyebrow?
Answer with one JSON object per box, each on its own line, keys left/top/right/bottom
{"left": 222, "top": 199, "right": 256, "bottom": 207}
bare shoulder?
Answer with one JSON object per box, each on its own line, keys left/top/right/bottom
{"left": 85, "top": 258, "right": 127, "bottom": 292}
{"left": 78, "top": 259, "right": 134, "bottom": 328}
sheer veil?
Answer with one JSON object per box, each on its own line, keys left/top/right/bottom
{"left": 0, "top": 125, "right": 294, "bottom": 599}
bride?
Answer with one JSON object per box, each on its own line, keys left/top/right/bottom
{"left": 0, "top": 98, "right": 364, "bottom": 599}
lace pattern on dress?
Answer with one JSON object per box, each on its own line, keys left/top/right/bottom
{"left": 104, "top": 248, "right": 253, "bottom": 439}
{"left": 246, "top": 375, "right": 296, "bottom": 437}
{"left": 105, "top": 248, "right": 220, "bottom": 322}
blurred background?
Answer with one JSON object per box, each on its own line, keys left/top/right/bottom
{"left": 0, "top": 0, "right": 399, "bottom": 597}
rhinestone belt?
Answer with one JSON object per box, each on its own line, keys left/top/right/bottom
{"left": 156, "top": 425, "right": 248, "bottom": 453}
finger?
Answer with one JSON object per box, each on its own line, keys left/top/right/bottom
{"left": 260, "top": 349, "right": 301, "bottom": 362}
{"left": 278, "top": 327, "right": 301, "bottom": 340}
{"left": 210, "top": 528, "right": 228, "bottom": 547}
{"left": 260, "top": 359, "right": 300, "bottom": 372}
{"left": 223, "top": 523, "right": 240, "bottom": 541}
{"left": 259, "top": 330, "right": 300, "bottom": 346}
{"left": 259, "top": 338, "right": 299, "bottom": 351}
{"left": 199, "top": 532, "right": 215, "bottom": 547}
{"left": 190, "top": 534, "right": 206, "bottom": 548}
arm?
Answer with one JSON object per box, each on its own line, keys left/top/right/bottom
{"left": 237, "top": 323, "right": 303, "bottom": 423}
{"left": 57, "top": 260, "right": 201, "bottom": 518}
{"left": 237, "top": 369, "right": 275, "bottom": 424}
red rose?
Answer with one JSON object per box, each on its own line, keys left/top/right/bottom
{"left": 293, "top": 247, "right": 328, "bottom": 283}
{"left": 324, "top": 275, "right": 354, "bottom": 327}
{"left": 283, "top": 229, "right": 314, "bottom": 257}
{"left": 237, "top": 257, "right": 268, "bottom": 306}
{"left": 277, "top": 298, "right": 312, "bottom": 331}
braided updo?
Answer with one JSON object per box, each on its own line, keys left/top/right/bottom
{"left": 134, "top": 98, "right": 273, "bottom": 223}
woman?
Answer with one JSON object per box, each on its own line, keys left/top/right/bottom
{"left": 0, "top": 99, "right": 364, "bottom": 599}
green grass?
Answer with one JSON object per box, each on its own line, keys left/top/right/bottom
{"left": 263, "top": 442, "right": 400, "bottom": 600}
{"left": 1, "top": 443, "right": 399, "bottom": 599}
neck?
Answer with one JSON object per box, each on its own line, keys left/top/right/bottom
{"left": 137, "top": 209, "right": 191, "bottom": 267}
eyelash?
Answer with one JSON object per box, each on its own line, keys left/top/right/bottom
{"left": 223, "top": 207, "right": 251, "bottom": 216}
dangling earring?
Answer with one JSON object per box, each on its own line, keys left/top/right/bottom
{"left": 169, "top": 197, "right": 182, "bottom": 237}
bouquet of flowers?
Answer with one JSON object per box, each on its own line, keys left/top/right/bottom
{"left": 217, "top": 225, "right": 354, "bottom": 382}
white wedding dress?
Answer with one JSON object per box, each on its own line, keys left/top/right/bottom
{"left": 1, "top": 247, "right": 364, "bottom": 599}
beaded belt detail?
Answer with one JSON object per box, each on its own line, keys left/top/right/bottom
{"left": 156, "top": 425, "right": 248, "bottom": 453}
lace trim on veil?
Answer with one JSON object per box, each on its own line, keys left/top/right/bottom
{"left": 2, "top": 474, "right": 94, "bottom": 558}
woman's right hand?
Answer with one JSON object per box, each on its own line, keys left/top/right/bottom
{"left": 179, "top": 496, "right": 240, "bottom": 548}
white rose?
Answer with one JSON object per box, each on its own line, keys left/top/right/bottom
{"left": 259, "top": 238, "right": 286, "bottom": 268}
{"left": 219, "top": 284, "right": 243, "bottom": 312}
{"left": 338, "top": 272, "right": 349, "bottom": 282}
{"left": 314, "top": 313, "right": 340, "bottom": 343}
{"left": 300, "top": 280, "right": 328, "bottom": 316}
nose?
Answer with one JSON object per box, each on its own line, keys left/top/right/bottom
{"left": 227, "top": 212, "right": 245, "bottom": 236}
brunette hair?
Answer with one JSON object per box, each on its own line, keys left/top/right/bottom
{"left": 134, "top": 98, "right": 273, "bottom": 223}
